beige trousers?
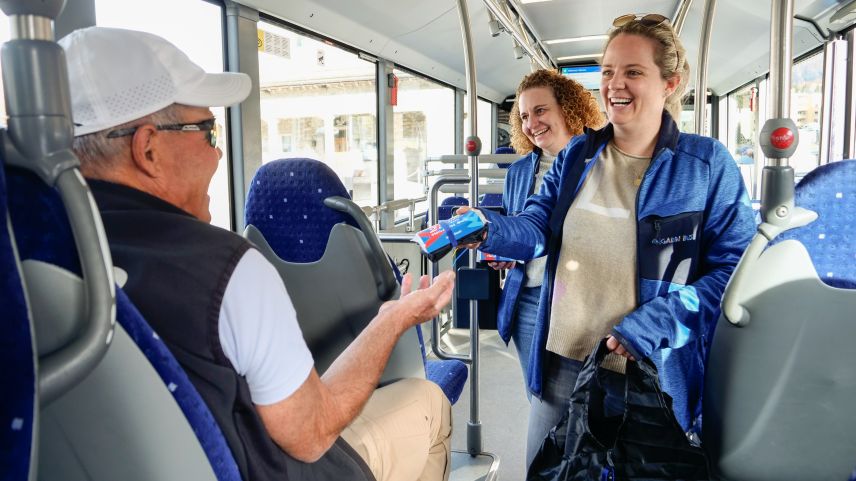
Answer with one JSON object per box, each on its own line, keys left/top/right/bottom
{"left": 341, "top": 378, "right": 452, "bottom": 481}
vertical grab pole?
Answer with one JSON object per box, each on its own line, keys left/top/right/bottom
{"left": 767, "top": 0, "right": 794, "bottom": 160}
{"left": 671, "top": 0, "right": 694, "bottom": 36}
{"left": 455, "top": 0, "right": 483, "bottom": 456}
{"left": 758, "top": 0, "right": 799, "bottom": 226}
{"left": 721, "top": 0, "right": 813, "bottom": 326}
{"left": 694, "top": 0, "right": 717, "bottom": 135}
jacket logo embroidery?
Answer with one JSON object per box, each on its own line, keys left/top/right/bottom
{"left": 651, "top": 233, "right": 697, "bottom": 246}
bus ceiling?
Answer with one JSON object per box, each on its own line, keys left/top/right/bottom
{"left": 241, "top": 0, "right": 856, "bottom": 101}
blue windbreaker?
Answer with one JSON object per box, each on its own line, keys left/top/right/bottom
{"left": 480, "top": 111, "right": 755, "bottom": 434}
{"left": 496, "top": 149, "right": 542, "bottom": 343}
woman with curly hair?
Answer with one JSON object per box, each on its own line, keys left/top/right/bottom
{"left": 490, "top": 69, "right": 603, "bottom": 398}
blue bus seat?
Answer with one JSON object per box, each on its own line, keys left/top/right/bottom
{"left": 494, "top": 146, "right": 515, "bottom": 168}
{"left": 774, "top": 159, "right": 856, "bottom": 288}
{"left": 244, "top": 159, "right": 469, "bottom": 401}
{"left": 480, "top": 193, "right": 503, "bottom": 211}
{"left": 0, "top": 159, "right": 36, "bottom": 481}
{"left": 704, "top": 160, "right": 856, "bottom": 481}
{"left": 438, "top": 195, "right": 468, "bottom": 221}
{"left": 6, "top": 166, "right": 239, "bottom": 481}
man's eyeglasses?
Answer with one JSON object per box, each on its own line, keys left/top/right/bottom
{"left": 107, "top": 118, "right": 218, "bottom": 148}
{"left": 612, "top": 13, "right": 669, "bottom": 28}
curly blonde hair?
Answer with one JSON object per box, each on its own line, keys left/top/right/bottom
{"left": 604, "top": 18, "right": 690, "bottom": 121}
{"left": 509, "top": 69, "right": 605, "bottom": 155}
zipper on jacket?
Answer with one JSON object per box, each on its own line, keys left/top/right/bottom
{"left": 633, "top": 147, "right": 664, "bottom": 307}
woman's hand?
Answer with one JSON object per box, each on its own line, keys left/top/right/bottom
{"left": 488, "top": 261, "right": 516, "bottom": 270}
{"left": 452, "top": 206, "right": 487, "bottom": 249}
{"left": 606, "top": 335, "right": 636, "bottom": 361}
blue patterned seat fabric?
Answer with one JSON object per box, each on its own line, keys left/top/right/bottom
{"left": 246, "top": 158, "right": 468, "bottom": 404}
{"left": 0, "top": 159, "right": 36, "bottom": 481}
{"left": 5, "top": 167, "right": 241, "bottom": 481}
{"left": 773, "top": 159, "right": 856, "bottom": 289}
{"left": 245, "top": 158, "right": 357, "bottom": 263}
{"left": 493, "top": 145, "right": 515, "bottom": 168}
{"left": 438, "top": 195, "right": 468, "bottom": 222}
{"left": 480, "top": 193, "right": 503, "bottom": 208}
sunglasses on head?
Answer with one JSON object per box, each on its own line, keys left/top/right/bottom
{"left": 107, "top": 118, "right": 219, "bottom": 148}
{"left": 612, "top": 13, "right": 669, "bottom": 28}
{"left": 612, "top": 13, "right": 682, "bottom": 67}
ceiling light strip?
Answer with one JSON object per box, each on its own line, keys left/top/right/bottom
{"left": 544, "top": 35, "right": 608, "bottom": 45}
{"left": 556, "top": 53, "right": 603, "bottom": 61}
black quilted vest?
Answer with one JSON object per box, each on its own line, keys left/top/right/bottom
{"left": 90, "top": 180, "right": 373, "bottom": 481}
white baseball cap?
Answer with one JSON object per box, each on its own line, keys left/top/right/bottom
{"left": 60, "top": 27, "right": 251, "bottom": 136}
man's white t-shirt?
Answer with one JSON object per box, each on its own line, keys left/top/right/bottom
{"left": 217, "top": 248, "right": 314, "bottom": 406}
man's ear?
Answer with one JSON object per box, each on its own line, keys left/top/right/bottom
{"left": 129, "top": 124, "right": 161, "bottom": 178}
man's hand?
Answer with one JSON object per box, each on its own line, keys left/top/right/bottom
{"left": 606, "top": 335, "right": 636, "bottom": 361}
{"left": 381, "top": 271, "right": 455, "bottom": 329}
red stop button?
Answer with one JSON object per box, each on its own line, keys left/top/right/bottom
{"left": 466, "top": 140, "right": 477, "bottom": 153}
{"left": 770, "top": 127, "right": 794, "bottom": 150}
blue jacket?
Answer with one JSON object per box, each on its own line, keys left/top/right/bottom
{"left": 480, "top": 111, "right": 755, "bottom": 434}
{"left": 497, "top": 150, "right": 543, "bottom": 344}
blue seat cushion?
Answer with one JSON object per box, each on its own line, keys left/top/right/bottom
{"left": 6, "top": 167, "right": 241, "bottom": 481}
{"left": 425, "top": 359, "right": 468, "bottom": 405}
{"left": 116, "top": 288, "right": 241, "bottom": 480}
{"left": 0, "top": 163, "right": 35, "bottom": 481}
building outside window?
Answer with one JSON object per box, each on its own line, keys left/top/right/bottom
{"left": 392, "top": 69, "right": 454, "bottom": 218}
{"left": 95, "top": 0, "right": 232, "bottom": 229}
{"left": 258, "top": 20, "right": 378, "bottom": 206}
{"left": 790, "top": 53, "right": 823, "bottom": 181}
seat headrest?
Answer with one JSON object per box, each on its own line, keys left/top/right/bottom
{"left": 440, "top": 196, "right": 469, "bottom": 207}
{"left": 245, "top": 158, "right": 358, "bottom": 263}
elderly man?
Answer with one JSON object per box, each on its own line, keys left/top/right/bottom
{"left": 61, "top": 27, "right": 454, "bottom": 481}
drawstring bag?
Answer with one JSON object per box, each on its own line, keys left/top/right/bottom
{"left": 527, "top": 340, "right": 709, "bottom": 481}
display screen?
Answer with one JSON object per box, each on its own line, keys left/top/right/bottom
{"left": 560, "top": 65, "right": 601, "bottom": 90}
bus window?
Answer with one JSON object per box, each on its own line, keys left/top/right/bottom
{"left": 727, "top": 83, "right": 761, "bottom": 199}
{"left": 257, "top": 20, "right": 379, "bottom": 207}
{"left": 392, "top": 68, "right": 454, "bottom": 219}
{"left": 790, "top": 52, "right": 823, "bottom": 181}
{"left": 93, "top": 0, "right": 232, "bottom": 230}
{"left": 463, "top": 96, "right": 494, "bottom": 151}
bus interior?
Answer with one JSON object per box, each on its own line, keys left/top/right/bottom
{"left": 2, "top": 0, "right": 856, "bottom": 480}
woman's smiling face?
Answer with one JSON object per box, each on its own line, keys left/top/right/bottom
{"left": 600, "top": 33, "right": 678, "bottom": 133}
{"left": 518, "top": 86, "right": 572, "bottom": 157}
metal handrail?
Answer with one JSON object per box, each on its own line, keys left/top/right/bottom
{"left": 1, "top": 0, "right": 116, "bottom": 406}
{"left": 440, "top": 184, "right": 504, "bottom": 195}
{"left": 427, "top": 153, "right": 519, "bottom": 164}
{"left": 694, "top": 0, "right": 717, "bottom": 135}
{"left": 425, "top": 168, "right": 509, "bottom": 178}
{"left": 428, "top": 175, "right": 473, "bottom": 364}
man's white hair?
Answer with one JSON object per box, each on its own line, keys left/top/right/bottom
{"left": 72, "top": 104, "right": 184, "bottom": 174}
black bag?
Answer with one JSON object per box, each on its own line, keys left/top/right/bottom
{"left": 527, "top": 340, "right": 709, "bottom": 481}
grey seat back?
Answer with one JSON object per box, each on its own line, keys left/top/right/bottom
{"left": 246, "top": 221, "right": 426, "bottom": 384}
{"left": 0, "top": 2, "right": 237, "bottom": 478}
{"left": 705, "top": 160, "right": 856, "bottom": 481}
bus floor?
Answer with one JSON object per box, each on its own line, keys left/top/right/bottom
{"left": 436, "top": 328, "right": 530, "bottom": 481}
